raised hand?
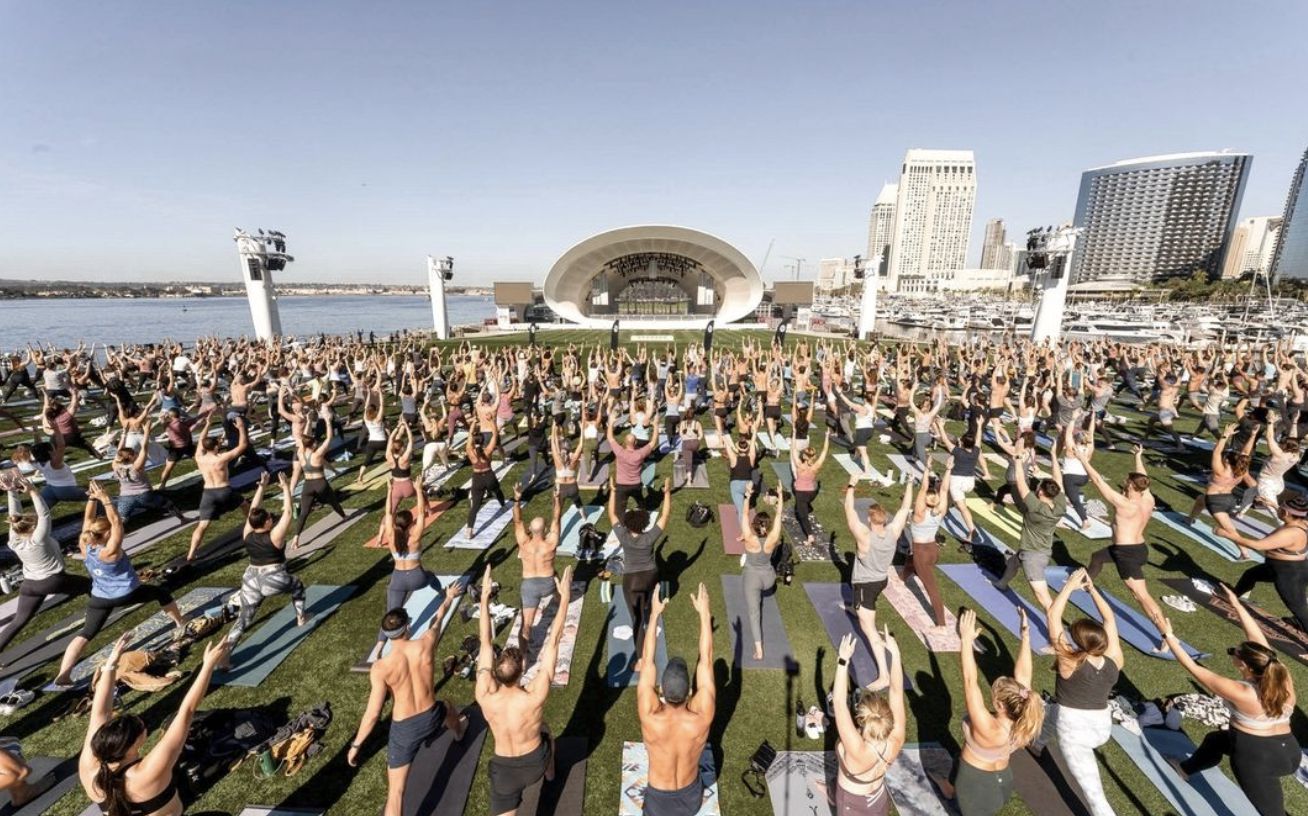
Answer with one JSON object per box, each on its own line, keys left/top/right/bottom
{"left": 690, "top": 582, "right": 710, "bottom": 617}
{"left": 837, "top": 632, "right": 857, "bottom": 662}
{"left": 651, "top": 583, "right": 668, "bottom": 617}
{"left": 957, "top": 608, "right": 979, "bottom": 641}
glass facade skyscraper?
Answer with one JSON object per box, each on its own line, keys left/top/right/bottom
{"left": 1273, "top": 147, "right": 1308, "bottom": 281}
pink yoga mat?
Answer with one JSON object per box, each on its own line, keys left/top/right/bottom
{"left": 719, "top": 504, "right": 744, "bottom": 555}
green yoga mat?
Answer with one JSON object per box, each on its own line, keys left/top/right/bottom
{"left": 215, "top": 585, "right": 355, "bottom": 687}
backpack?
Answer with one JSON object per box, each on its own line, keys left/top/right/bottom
{"left": 253, "top": 702, "right": 333, "bottom": 778}
{"left": 686, "top": 502, "right": 713, "bottom": 528}
{"left": 177, "top": 707, "right": 285, "bottom": 795}
{"left": 578, "top": 523, "right": 606, "bottom": 557}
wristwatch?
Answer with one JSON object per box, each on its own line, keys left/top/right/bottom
{"left": 837, "top": 657, "right": 848, "bottom": 667}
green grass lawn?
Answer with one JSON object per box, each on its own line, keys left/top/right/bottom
{"left": 3, "top": 329, "right": 1305, "bottom": 815}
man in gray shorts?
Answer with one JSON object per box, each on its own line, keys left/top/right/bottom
{"left": 993, "top": 438, "right": 1064, "bottom": 611}
{"left": 511, "top": 482, "right": 562, "bottom": 659}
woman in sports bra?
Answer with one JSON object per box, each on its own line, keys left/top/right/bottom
{"left": 789, "top": 429, "right": 832, "bottom": 547}
{"left": 1046, "top": 567, "right": 1124, "bottom": 816}
{"left": 80, "top": 632, "right": 230, "bottom": 816}
{"left": 901, "top": 460, "right": 951, "bottom": 630}
{"left": 287, "top": 416, "right": 349, "bottom": 550}
{"left": 933, "top": 609, "right": 1045, "bottom": 816}
{"left": 1160, "top": 584, "right": 1299, "bottom": 816}
{"left": 385, "top": 422, "right": 416, "bottom": 511}
{"left": 831, "top": 629, "right": 906, "bottom": 816}
{"left": 1187, "top": 423, "right": 1255, "bottom": 548}
{"left": 549, "top": 423, "right": 584, "bottom": 512}
{"left": 1220, "top": 493, "right": 1308, "bottom": 635}
{"left": 724, "top": 433, "right": 758, "bottom": 525}
{"left": 737, "top": 485, "right": 783, "bottom": 661}
{"left": 354, "top": 387, "right": 389, "bottom": 481}
{"left": 367, "top": 480, "right": 439, "bottom": 662}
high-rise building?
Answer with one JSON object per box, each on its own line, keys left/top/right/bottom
{"left": 887, "top": 149, "right": 976, "bottom": 295}
{"left": 1222, "top": 216, "right": 1282, "bottom": 279}
{"left": 866, "top": 182, "right": 898, "bottom": 290}
{"left": 1272, "top": 147, "right": 1308, "bottom": 280}
{"left": 980, "top": 218, "right": 1007, "bottom": 269}
{"left": 1070, "top": 151, "right": 1251, "bottom": 285}
{"left": 999, "top": 241, "right": 1017, "bottom": 272}
{"left": 816, "top": 257, "right": 855, "bottom": 293}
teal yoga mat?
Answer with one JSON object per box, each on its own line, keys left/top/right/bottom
{"left": 215, "top": 584, "right": 355, "bottom": 686}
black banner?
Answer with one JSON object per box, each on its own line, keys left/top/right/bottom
{"left": 528, "top": 322, "right": 538, "bottom": 346}
{"left": 703, "top": 320, "right": 715, "bottom": 353}
{"left": 774, "top": 319, "right": 789, "bottom": 347}
{"left": 610, "top": 320, "right": 620, "bottom": 351}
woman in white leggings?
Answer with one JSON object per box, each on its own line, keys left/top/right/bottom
{"left": 1043, "top": 567, "right": 1123, "bottom": 816}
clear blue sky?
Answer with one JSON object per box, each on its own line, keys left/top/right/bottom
{"left": 2, "top": 0, "right": 1305, "bottom": 285}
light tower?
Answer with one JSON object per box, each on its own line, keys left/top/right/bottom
{"left": 854, "top": 254, "right": 879, "bottom": 340}
{"left": 234, "top": 229, "right": 294, "bottom": 340}
{"left": 1027, "top": 226, "right": 1080, "bottom": 344}
{"left": 427, "top": 255, "right": 454, "bottom": 340}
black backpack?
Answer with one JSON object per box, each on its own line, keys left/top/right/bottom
{"left": 686, "top": 502, "right": 713, "bottom": 528}
{"left": 176, "top": 707, "right": 284, "bottom": 795}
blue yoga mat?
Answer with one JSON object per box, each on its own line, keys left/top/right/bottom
{"left": 803, "top": 583, "right": 912, "bottom": 690}
{"left": 944, "top": 509, "right": 1009, "bottom": 552}
{"left": 720, "top": 574, "right": 793, "bottom": 669}
{"left": 939, "top": 563, "right": 1054, "bottom": 653}
{"left": 556, "top": 505, "right": 604, "bottom": 557}
{"left": 357, "top": 575, "right": 464, "bottom": 668}
{"left": 1154, "top": 509, "right": 1261, "bottom": 563}
{"left": 1110, "top": 725, "right": 1259, "bottom": 816}
{"left": 606, "top": 587, "right": 668, "bottom": 688}
{"left": 1044, "top": 567, "right": 1205, "bottom": 661}
{"left": 771, "top": 461, "right": 794, "bottom": 492}
{"left": 215, "top": 584, "right": 355, "bottom": 687}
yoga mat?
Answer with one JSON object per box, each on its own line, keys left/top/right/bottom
{"left": 642, "top": 461, "right": 657, "bottom": 487}
{"left": 771, "top": 461, "right": 794, "bottom": 492}
{"left": 342, "top": 463, "right": 390, "bottom": 492}
{"left": 759, "top": 431, "right": 791, "bottom": 451}
{"left": 965, "top": 498, "right": 1022, "bottom": 539}
{"left": 606, "top": 587, "right": 668, "bottom": 688}
{"left": 719, "top": 504, "right": 744, "bottom": 555}
{"left": 290, "top": 510, "right": 366, "bottom": 559}
{"left": 943, "top": 509, "right": 1009, "bottom": 553}
{"left": 833, "top": 453, "right": 892, "bottom": 484}
{"left": 516, "top": 736, "right": 589, "bottom": 816}
{"left": 1161, "top": 577, "right": 1308, "bottom": 667}
{"left": 443, "top": 502, "right": 514, "bottom": 550}
{"left": 885, "top": 743, "right": 955, "bottom": 816}
{"left": 704, "top": 430, "right": 725, "bottom": 449}
{"left": 518, "top": 464, "right": 554, "bottom": 491}
{"left": 353, "top": 576, "right": 464, "bottom": 671}
{"left": 1182, "top": 437, "right": 1217, "bottom": 452}
{"left": 765, "top": 751, "right": 835, "bottom": 816}
{"left": 1063, "top": 511, "right": 1113, "bottom": 540}
{"left": 422, "top": 464, "right": 461, "bottom": 491}
{"left": 674, "top": 462, "right": 710, "bottom": 489}
{"left": 117, "top": 516, "right": 197, "bottom": 557}
{"left": 1109, "top": 725, "right": 1259, "bottom": 816}
{"left": 803, "top": 583, "right": 912, "bottom": 690}
{"left": 556, "top": 505, "right": 605, "bottom": 557}
{"left": 401, "top": 706, "right": 489, "bottom": 816}
{"left": 619, "top": 742, "right": 719, "bottom": 815}
{"left": 1153, "top": 509, "right": 1262, "bottom": 563}
{"left": 882, "top": 572, "right": 959, "bottom": 652}
{"left": 237, "top": 809, "right": 324, "bottom": 816}
{"left": 503, "top": 580, "right": 586, "bottom": 686}
{"left": 939, "top": 564, "right": 1054, "bottom": 654}
{"left": 458, "top": 461, "right": 515, "bottom": 490}
{"left": 44, "top": 585, "right": 233, "bottom": 690}
{"left": 1010, "top": 745, "right": 1093, "bottom": 816}
{"left": 577, "top": 463, "right": 609, "bottom": 490}
{"left": 363, "top": 500, "right": 451, "bottom": 549}
{"left": 0, "top": 755, "right": 80, "bottom": 816}
{"left": 886, "top": 452, "right": 925, "bottom": 480}
{"left": 215, "top": 584, "right": 355, "bottom": 687}
{"left": 1044, "top": 567, "right": 1204, "bottom": 661}
{"left": 720, "top": 574, "right": 793, "bottom": 669}
{"left": 1233, "top": 512, "right": 1275, "bottom": 539}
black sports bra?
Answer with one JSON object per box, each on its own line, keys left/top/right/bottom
{"left": 99, "top": 761, "right": 179, "bottom": 815}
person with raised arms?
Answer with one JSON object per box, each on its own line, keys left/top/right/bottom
{"left": 476, "top": 563, "right": 574, "bottom": 816}
{"left": 993, "top": 438, "right": 1062, "bottom": 611}
{"left": 511, "top": 482, "right": 562, "bottom": 658}
{"left": 830, "top": 627, "right": 906, "bottom": 816}
{"left": 185, "top": 412, "right": 249, "bottom": 562}
{"left": 843, "top": 474, "right": 912, "bottom": 689}
{"left": 609, "top": 475, "right": 672, "bottom": 672}
{"left": 1217, "top": 492, "right": 1308, "bottom": 635}
{"left": 637, "top": 582, "right": 715, "bottom": 816}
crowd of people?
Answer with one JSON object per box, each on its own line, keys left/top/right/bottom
{"left": 1, "top": 331, "right": 1307, "bottom": 815}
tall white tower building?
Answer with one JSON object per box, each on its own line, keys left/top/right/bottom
{"left": 866, "top": 182, "right": 898, "bottom": 290}
{"left": 234, "top": 229, "right": 294, "bottom": 341}
{"left": 887, "top": 150, "right": 977, "bottom": 295}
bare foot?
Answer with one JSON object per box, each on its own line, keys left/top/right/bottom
{"left": 753, "top": 645, "right": 764, "bottom": 661}
{"left": 1165, "top": 756, "right": 1190, "bottom": 781}
{"left": 297, "top": 612, "right": 313, "bottom": 627}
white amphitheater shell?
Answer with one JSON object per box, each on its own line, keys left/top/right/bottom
{"left": 542, "top": 225, "right": 764, "bottom": 328}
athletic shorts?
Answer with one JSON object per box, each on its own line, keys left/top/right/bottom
{"left": 198, "top": 486, "right": 241, "bottom": 521}
{"left": 387, "top": 702, "right": 445, "bottom": 769}
{"left": 1108, "top": 543, "right": 1149, "bottom": 581}
{"left": 948, "top": 476, "right": 975, "bottom": 503}
{"left": 644, "top": 776, "right": 706, "bottom": 816}
{"left": 764, "top": 404, "right": 782, "bottom": 420}
{"left": 1018, "top": 550, "right": 1050, "bottom": 582}
{"left": 166, "top": 443, "right": 196, "bottom": 463}
{"left": 1157, "top": 409, "right": 1177, "bottom": 424}
{"left": 521, "top": 576, "right": 556, "bottom": 611}
{"left": 488, "top": 736, "right": 551, "bottom": 814}
{"left": 1205, "top": 493, "right": 1238, "bottom": 516}
{"left": 852, "top": 579, "right": 888, "bottom": 610}
{"left": 986, "top": 406, "right": 1004, "bottom": 420}
{"left": 854, "top": 427, "right": 873, "bottom": 446}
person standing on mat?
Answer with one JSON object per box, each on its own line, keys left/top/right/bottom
{"left": 0, "top": 477, "right": 92, "bottom": 655}
{"left": 80, "top": 632, "right": 231, "bottom": 816}
{"left": 1076, "top": 444, "right": 1170, "bottom": 652}
{"left": 831, "top": 628, "right": 906, "bottom": 816}
{"left": 348, "top": 585, "right": 468, "bottom": 816}
{"left": 462, "top": 423, "right": 505, "bottom": 541}
{"left": 1217, "top": 493, "right": 1308, "bottom": 634}
{"left": 1044, "top": 567, "right": 1123, "bottom": 816}
{"left": 52, "top": 481, "right": 186, "bottom": 689}
{"left": 1187, "top": 423, "right": 1256, "bottom": 550}
{"left": 186, "top": 412, "right": 250, "bottom": 562}
{"left": 609, "top": 476, "right": 672, "bottom": 673}
{"left": 993, "top": 438, "right": 1063, "bottom": 611}
{"left": 930, "top": 608, "right": 1045, "bottom": 816}
{"left": 550, "top": 423, "right": 584, "bottom": 512}
{"left": 476, "top": 563, "right": 574, "bottom": 816}
{"left": 723, "top": 433, "right": 759, "bottom": 525}
{"left": 637, "top": 582, "right": 716, "bottom": 816}
{"left": 288, "top": 417, "right": 350, "bottom": 551}
{"left": 737, "top": 484, "right": 783, "bottom": 661}
{"left": 367, "top": 481, "right": 439, "bottom": 664}
{"left": 511, "top": 483, "right": 562, "bottom": 659}
{"left": 1159, "top": 585, "right": 1299, "bottom": 816}
{"left": 607, "top": 412, "right": 658, "bottom": 512}
{"left": 789, "top": 429, "right": 832, "bottom": 547}
{"left": 844, "top": 475, "right": 912, "bottom": 689}
{"left": 936, "top": 424, "right": 992, "bottom": 544}
{"left": 902, "top": 458, "right": 952, "bottom": 632}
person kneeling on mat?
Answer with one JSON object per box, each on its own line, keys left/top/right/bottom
{"left": 348, "top": 587, "right": 468, "bottom": 816}
{"left": 637, "top": 583, "right": 715, "bottom": 815}
{"left": 476, "top": 564, "right": 574, "bottom": 816}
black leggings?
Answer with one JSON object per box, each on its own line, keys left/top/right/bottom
{"left": 1, "top": 370, "right": 37, "bottom": 403}
{"left": 64, "top": 431, "right": 102, "bottom": 459}
{"left": 467, "top": 469, "right": 506, "bottom": 529}
{"left": 1234, "top": 558, "right": 1308, "bottom": 634}
{"left": 81, "top": 584, "right": 175, "bottom": 639}
{"left": 794, "top": 487, "right": 818, "bottom": 540}
{"left": 0, "top": 572, "right": 91, "bottom": 652}
{"left": 623, "top": 568, "right": 658, "bottom": 658}
{"left": 293, "top": 477, "right": 348, "bottom": 538}
{"left": 614, "top": 482, "right": 644, "bottom": 513}
{"left": 1062, "top": 473, "right": 1089, "bottom": 524}
{"left": 1181, "top": 728, "right": 1300, "bottom": 816}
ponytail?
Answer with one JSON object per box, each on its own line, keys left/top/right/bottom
{"left": 95, "top": 762, "right": 131, "bottom": 816}
{"left": 90, "top": 715, "right": 146, "bottom": 816}
{"left": 1257, "top": 658, "right": 1294, "bottom": 719}
{"left": 993, "top": 677, "right": 1046, "bottom": 749}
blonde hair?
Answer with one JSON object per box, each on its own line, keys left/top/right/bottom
{"left": 854, "top": 690, "right": 894, "bottom": 743}
{"left": 81, "top": 517, "right": 112, "bottom": 544}
{"left": 992, "top": 677, "right": 1045, "bottom": 748}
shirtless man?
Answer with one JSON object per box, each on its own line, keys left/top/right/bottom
{"left": 1143, "top": 373, "right": 1184, "bottom": 451}
{"left": 476, "top": 564, "right": 574, "bottom": 816}
{"left": 1077, "top": 444, "right": 1169, "bottom": 650}
{"left": 637, "top": 583, "right": 715, "bottom": 816}
{"left": 186, "top": 413, "right": 249, "bottom": 561}
{"left": 511, "top": 483, "right": 562, "bottom": 658}
{"left": 347, "top": 586, "right": 468, "bottom": 816}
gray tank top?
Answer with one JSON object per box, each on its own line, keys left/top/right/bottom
{"left": 853, "top": 525, "right": 897, "bottom": 583}
{"left": 743, "top": 548, "right": 773, "bottom": 569}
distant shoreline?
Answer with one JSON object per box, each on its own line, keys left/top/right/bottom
{"left": 0, "top": 288, "right": 493, "bottom": 301}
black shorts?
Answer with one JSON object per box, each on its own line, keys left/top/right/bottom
{"left": 854, "top": 427, "right": 873, "bottom": 446}
{"left": 764, "top": 404, "right": 782, "bottom": 420}
{"left": 1206, "top": 493, "right": 1238, "bottom": 516}
{"left": 852, "top": 579, "right": 888, "bottom": 610}
{"left": 1109, "top": 543, "right": 1149, "bottom": 581}
{"left": 986, "top": 406, "right": 1004, "bottom": 420}
{"left": 387, "top": 702, "right": 445, "bottom": 769}
{"left": 198, "top": 486, "right": 242, "bottom": 521}
{"left": 166, "top": 443, "right": 196, "bottom": 463}
{"left": 488, "top": 736, "right": 552, "bottom": 813}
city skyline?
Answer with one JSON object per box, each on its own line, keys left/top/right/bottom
{"left": 2, "top": 1, "right": 1306, "bottom": 285}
